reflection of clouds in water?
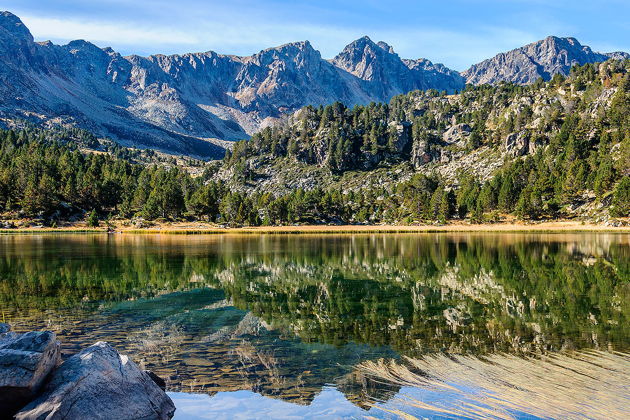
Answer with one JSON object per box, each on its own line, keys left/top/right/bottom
{"left": 170, "top": 348, "right": 630, "bottom": 419}
{"left": 360, "top": 350, "right": 630, "bottom": 419}
{"left": 169, "top": 387, "right": 369, "bottom": 420}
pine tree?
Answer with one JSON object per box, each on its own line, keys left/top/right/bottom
{"left": 610, "top": 177, "right": 630, "bottom": 217}
{"left": 87, "top": 209, "right": 99, "bottom": 227}
{"left": 498, "top": 174, "right": 517, "bottom": 212}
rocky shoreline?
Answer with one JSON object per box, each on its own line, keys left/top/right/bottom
{"left": 0, "top": 324, "right": 175, "bottom": 420}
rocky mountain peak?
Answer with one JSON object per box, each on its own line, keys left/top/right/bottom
{"left": 0, "top": 11, "right": 33, "bottom": 43}
{"left": 332, "top": 36, "right": 403, "bottom": 81}
{"left": 336, "top": 36, "right": 394, "bottom": 55}
{"left": 64, "top": 39, "right": 111, "bottom": 61}
{"left": 376, "top": 41, "right": 395, "bottom": 54}
{"left": 251, "top": 40, "right": 321, "bottom": 67}
{"left": 536, "top": 36, "right": 592, "bottom": 56}
{"left": 257, "top": 40, "right": 316, "bottom": 56}
{"left": 344, "top": 35, "right": 377, "bottom": 49}
{"left": 462, "top": 36, "right": 624, "bottom": 85}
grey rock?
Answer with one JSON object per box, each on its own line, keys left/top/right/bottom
{"left": 463, "top": 36, "right": 629, "bottom": 85}
{"left": 387, "top": 121, "right": 412, "bottom": 154}
{"left": 440, "top": 150, "right": 453, "bottom": 163}
{"left": 411, "top": 134, "right": 433, "bottom": 169}
{"left": 145, "top": 370, "right": 167, "bottom": 391}
{"left": 0, "top": 330, "right": 60, "bottom": 416}
{"left": 16, "top": 341, "right": 175, "bottom": 420}
{"left": 505, "top": 131, "right": 531, "bottom": 157}
{"left": 442, "top": 123, "right": 471, "bottom": 145}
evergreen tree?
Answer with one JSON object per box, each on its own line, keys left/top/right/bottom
{"left": 610, "top": 177, "right": 630, "bottom": 217}
{"left": 87, "top": 209, "right": 99, "bottom": 227}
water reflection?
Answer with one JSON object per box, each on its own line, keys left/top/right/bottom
{"left": 359, "top": 350, "right": 630, "bottom": 419}
{"left": 0, "top": 233, "right": 628, "bottom": 417}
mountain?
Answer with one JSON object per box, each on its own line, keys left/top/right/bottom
{"left": 1, "top": 60, "right": 628, "bottom": 224}
{"left": 331, "top": 36, "right": 464, "bottom": 99}
{"left": 463, "top": 36, "right": 630, "bottom": 85}
{"left": 0, "top": 12, "right": 462, "bottom": 158}
{"left": 1, "top": 11, "right": 627, "bottom": 159}
{"left": 214, "top": 59, "right": 629, "bottom": 223}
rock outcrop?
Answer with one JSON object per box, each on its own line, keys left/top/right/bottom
{"left": 504, "top": 131, "right": 531, "bottom": 157}
{"left": 503, "top": 131, "right": 545, "bottom": 157}
{"left": 0, "top": 329, "right": 60, "bottom": 416}
{"left": 463, "top": 36, "right": 629, "bottom": 85}
{"left": 16, "top": 341, "right": 175, "bottom": 420}
{"left": 442, "top": 123, "right": 471, "bottom": 145}
{"left": 0, "top": 325, "right": 174, "bottom": 420}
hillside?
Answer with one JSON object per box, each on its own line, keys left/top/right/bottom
{"left": 0, "top": 61, "right": 628, "bottom": 227}
{"left": 216, "top": 59, "right": 630, "bottom": 222}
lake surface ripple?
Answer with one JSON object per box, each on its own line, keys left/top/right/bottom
{"left": 1, "top": 233, "right": 628, "bottom": 419}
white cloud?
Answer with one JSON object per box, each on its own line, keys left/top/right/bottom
{"left": 17, "top": 12, "right": 363, "bottom": 58}
{"left": 19, "top": 15, "right": 199, "bottom": 47}
{"left": 15, "top": 12, "right": 595, "bottom": 70}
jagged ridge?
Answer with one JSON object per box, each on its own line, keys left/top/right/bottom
{"left": 0, "top": 12, "right": 462, "bottom": 158}
{"left": 463, "top": 36, "right": 629, "bottom": 85}
{"left": 0, "top": 11, "right": 627, "bottom": 158}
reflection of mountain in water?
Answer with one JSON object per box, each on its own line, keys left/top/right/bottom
{"left": 0, "top": 234, "right": 628, "bottom": 409}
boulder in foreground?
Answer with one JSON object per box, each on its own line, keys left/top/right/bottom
{"left": 0, "top": 329, "right": 60, "bottom": 416}
{"left": 16, "top": 341, "right": 175, "bottom": 420}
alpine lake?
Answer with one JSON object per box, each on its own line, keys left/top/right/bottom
{"left": 1, "top": 233, "right": 628, "bottom": 419}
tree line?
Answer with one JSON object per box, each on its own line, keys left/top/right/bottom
{"left": 0, "top": 60, "right": 628, "bottom": 225}
{"left": 0, "top": 125, "right": 627, "bottom": 225}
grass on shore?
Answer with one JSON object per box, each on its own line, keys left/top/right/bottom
{"left": 0, "top": 219, "right": 629, "bottom": 234}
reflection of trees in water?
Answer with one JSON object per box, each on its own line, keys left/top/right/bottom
{"left": 212, "top": 236, "right": 629, "bottom": 355}
{"left": 0, "top": 233, "right": 628, "bottom": 406}
{"left": 2, "top": 234, "right": 628, "bottom": 354}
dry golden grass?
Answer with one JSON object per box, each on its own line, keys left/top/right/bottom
{"left": 360, "top": 350, "right": 630, "bottom": 419}
{"left": 2, "top": 220, "right": 629, "bottom": 234}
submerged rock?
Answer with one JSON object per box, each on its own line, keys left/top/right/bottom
{"left": 0, "top": 330, "right": 60, "bottom": 416}
{"left": 16, "top": 341, "right": 175, "bottom": 420}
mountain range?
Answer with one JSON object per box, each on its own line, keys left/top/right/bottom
{"left": 0, "top": 11, "right": 627, "bottom": 158}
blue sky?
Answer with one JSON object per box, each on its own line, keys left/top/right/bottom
{"left": 3, "top": 0, "right": 629, "bottom": 70}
